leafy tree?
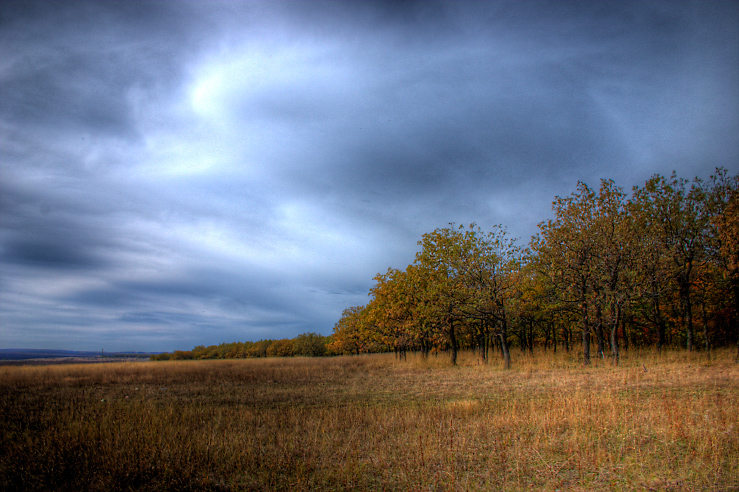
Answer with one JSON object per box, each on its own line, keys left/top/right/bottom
{"left": 330, "top": 306, "right": 369, "bottom": 355}
{"left": 632, "top": 173, "right": 711, "bottom": 351}
{"left": 628, "top": 189, "right": 674, "bottom": 350}
{"left": 412, "top": 226, "right": 472, "bottom": 365}
{"left": 411, "top": 224, "right": 521, "bottom": 367}
{"left": 591, "top": 179, "right": 635, "bottom": 364}
{"left": 533, "top": 182, "right": 598, "bottom": 364}
{"left": 459, "top": 225, "right": 520, "bottom": 368}
{"left": 366, "top": 268, "right": 420, "bottom": 359}
{"left": 705, "top": 169, "right": 739, "bottom": 358}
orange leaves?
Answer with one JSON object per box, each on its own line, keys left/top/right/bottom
{"left": 335, "top": 169, "right": 739, "bottom": 361}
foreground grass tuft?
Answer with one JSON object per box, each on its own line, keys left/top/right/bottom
{"left": 1, "top": 349, "right": 737, "bottom": 491}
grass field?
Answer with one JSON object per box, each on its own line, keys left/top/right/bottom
{"left": 1, "top": 349, "right": 737, "bottom": 491}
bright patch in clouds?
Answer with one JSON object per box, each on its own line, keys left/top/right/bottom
{"left": 1, "top": 0, "right": 737, "bottom": 351}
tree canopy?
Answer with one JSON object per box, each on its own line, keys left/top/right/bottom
{"left": 332, "top": 169, "right": 739, "bottom": 366}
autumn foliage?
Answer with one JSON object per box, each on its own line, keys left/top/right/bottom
{"left": 332, "top": 169, "right": 739, "bottom": 365}
{"left": 152, "top": 333, "right": 332, "bottom": 361}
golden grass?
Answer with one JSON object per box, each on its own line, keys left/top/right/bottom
{"left": 1, "top": 349, "right": 737, "bottom": 491}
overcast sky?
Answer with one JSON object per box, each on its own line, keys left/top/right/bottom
{"left": 1, "top": 1, "right": 738, "bottom": 352}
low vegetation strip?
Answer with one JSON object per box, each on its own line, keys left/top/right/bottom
{"left": 1, "top": 349, "right": 737, "bottom": 491}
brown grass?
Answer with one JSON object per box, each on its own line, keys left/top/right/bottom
{"left": 1, "top": 348, "right": 737, "bottom": 491}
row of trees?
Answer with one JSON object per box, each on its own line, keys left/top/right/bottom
{"left": 151, "top": 332, "right": 333, "bottom": 360}
{"left": 331, "top": 169, "right": 739, "bottom": 366}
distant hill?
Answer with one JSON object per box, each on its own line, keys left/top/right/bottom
{"left": 0, "top": 349, "right": 155, "bottom": 361}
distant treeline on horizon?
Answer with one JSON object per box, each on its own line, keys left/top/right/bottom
{"left": 151, "top": 333, "right": 333, "bottom": 361}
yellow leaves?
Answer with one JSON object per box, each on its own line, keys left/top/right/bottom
{"left": 336, "top": 169, "right": 738, "bottom": 358}
{"left": 716, "top": 189, "right": 739, "bottom": 277}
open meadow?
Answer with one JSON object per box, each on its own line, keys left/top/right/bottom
{"left": 1, "top": 349, "right": 738, "bottom": 491}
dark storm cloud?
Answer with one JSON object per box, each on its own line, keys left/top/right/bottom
{"left": 0, "top": 181, "right": 110, "bottom": 269}
{"left": 238, "top": 0, "right": 738, "bottom": 205}
{"left": 3, "top": 3, "right": 144, "bottom": 137}
{"left": 3, "top": 236, "right": 105, "bottom": 270}
{"left": 1, "top": 0, "right": 737, "bottom": 351}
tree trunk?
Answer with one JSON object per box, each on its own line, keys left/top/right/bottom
{"left": 679, "top": 270, "right": 694, "bottom": 352}
{"left": 701, "top": 299, "right": 710, "bottom": 359}
{"left": 653, "top": 292, "right": 667, "bottom": 352}
{"left": 449, "top": 321, "right": 458, "bottom": 366}
{"left": 622, "top": 314, "right": 628, "bottom": 352}
{"left": 483, "top": 332, "right": 490, "bottom": 363}
{"left": 596, "top": 304, "right": 605, "bottom": 359}
{"left": 499, "top": 318, "right": 511, "bottom": 369}
{"left": 610, "top": 303, "right": 620, "bottom": 365}
{"left": 684, "top": 290, "right": 694, "bottom": 352}
{"left": 528, "top": 320, "right": 535, "bottom": 355}
{"left": 582, "top": 296, "right": 591, "bottom": 365}
{"left": 657, "top": 319, "right": 666, "bottom": 353}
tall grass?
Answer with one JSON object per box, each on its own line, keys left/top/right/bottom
{"left": 1, "top": 349, "right": 737, "bottom": 491}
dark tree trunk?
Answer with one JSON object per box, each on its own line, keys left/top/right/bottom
{"left": 582, "top": 294, "right": 591, "bottom": 365}
{"left": 622, "top": 314, "right": 629, "bottom": 352}
{"left": 528, "top": 320, "right": 535, "bottom": 355}
{"left": 701, "top": 299, "right": 710, "bottom": 359}
{"left": 499, "top": 318, "right": 511, "bottom": 369}
{"left": 478, "top": 329, "right": 488, "bottom": 363}
{"left": 657, "top": 319, "right": 667, "bottom": 353}
{"left": 679, "top": 267, "right": 694, "bottom": 352}
{"left": 484, "top": 331, "right": 491, "bottom": 363}
{"left": 500, "top": 334, "right": 510, "bottom": 369}
{"left": 610, "top": 303, "right": 620, "bottom": 365}
{"left": 653, "top": 289, "right": 667, "bottom": 352}
{"left": 596, "top": 304, "right": 605, "bottom": 359}
{"left": 449, "top": 321, "right": 458, "bottom": 366}
{"left": 480, "top": 333, "right": 486, "bottom": 363}
{"left": 683, "top": 288, "right": 694, "bottom": 352}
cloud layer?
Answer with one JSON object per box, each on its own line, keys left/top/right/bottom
{"left": 2, "top": 0, "right": 738, "bottom": 351}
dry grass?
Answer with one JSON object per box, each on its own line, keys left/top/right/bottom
{"left": 1, "top": 349, "right": 737, "bottom": 491}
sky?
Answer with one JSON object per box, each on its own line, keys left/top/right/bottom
{"left": 1, "top": 0, "right": 738, "bottom": 352}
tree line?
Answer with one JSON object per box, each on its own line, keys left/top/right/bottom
{"left": 330, "top": 169, "right": 739, "bottom": 366}
{"left": 151, "top": 332, "right": 333, "bottom": 360}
